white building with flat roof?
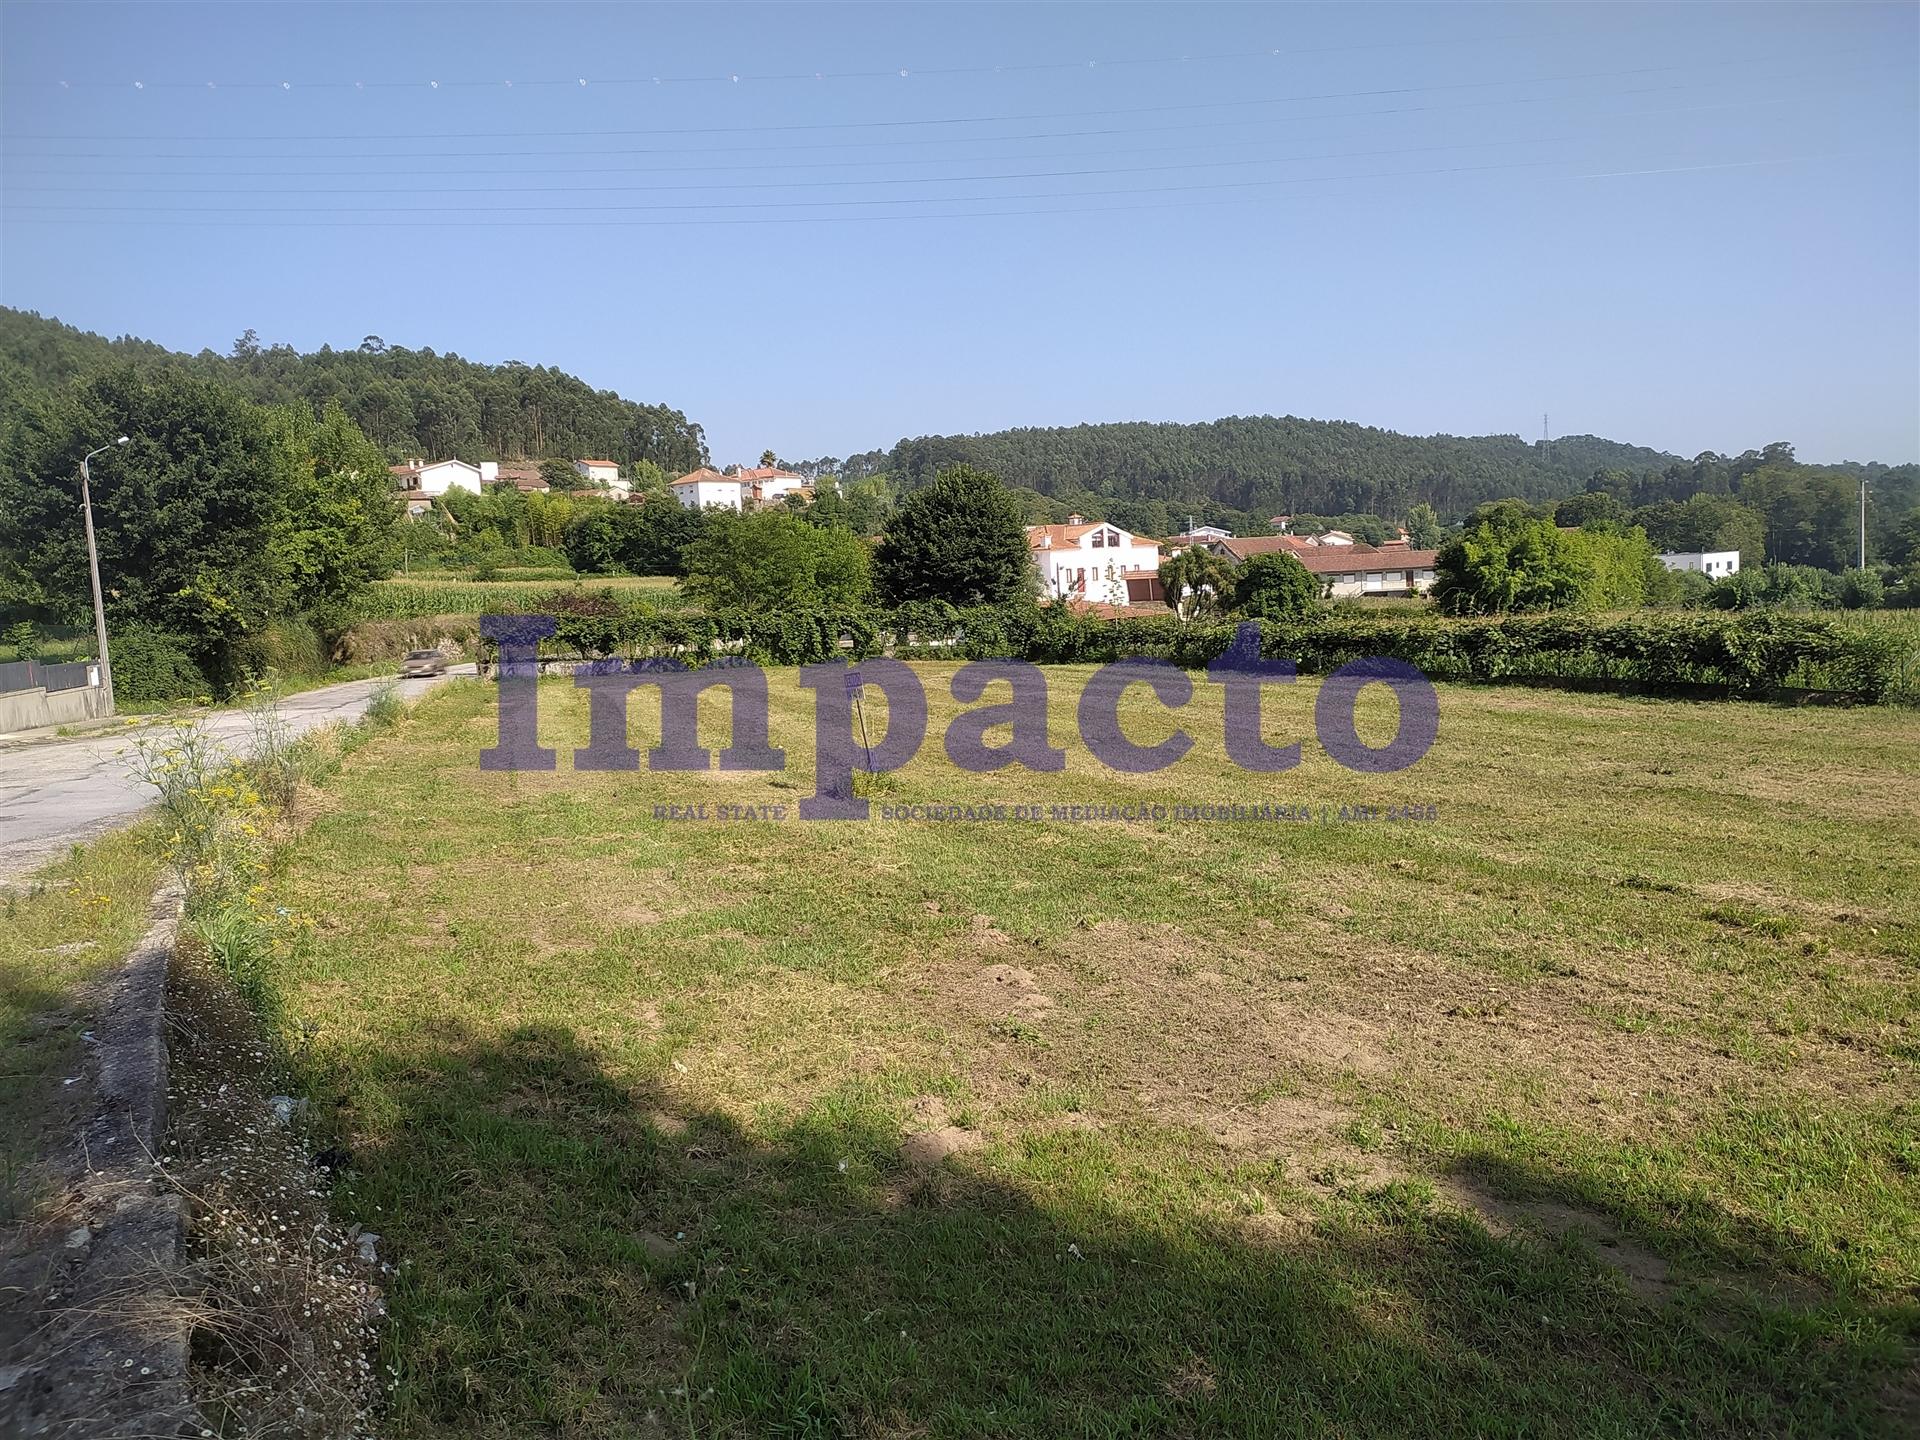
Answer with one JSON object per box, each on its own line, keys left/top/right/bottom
{"left": 1657, "top": 550, "right": 1741, "bottom": 578}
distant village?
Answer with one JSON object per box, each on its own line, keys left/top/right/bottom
{"left": 389, "top": 455, "right": 1737, "bottom": 607}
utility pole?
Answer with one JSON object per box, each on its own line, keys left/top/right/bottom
{"left": 1859, "top": 477, "right": 1869, "bottom": 570}
{"left": 79, "top": 437, "right": 129, "bottom": 714}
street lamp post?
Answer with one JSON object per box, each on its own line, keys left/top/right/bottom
{"left": 79, "top": 436, "right": 129, "bottom": 714}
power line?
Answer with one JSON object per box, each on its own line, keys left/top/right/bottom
{"left": 0, "top": 92, "right": 1824, "bottom": 182}
{"left": 3, "top": 47, "right": 1870, "bottom": 145}
{"left": 9, "top": 27, "right": 1563, "bottom": 91}
{"left": 0, "top": 117, "right": 1805, "bottom": 200}
{"left": 3, "top": 150, "right": 1829, "bottom": 218}
{"left": 7, "top": 62, "right": 1885, "bottom": 170}
{"left": 0, "top": 154, "right": 1828, "bottom": 229}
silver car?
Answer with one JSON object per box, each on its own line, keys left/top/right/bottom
{"left": 400, "top": 649, "right": 448, "bottom": 678}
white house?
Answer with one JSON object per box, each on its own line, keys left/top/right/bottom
{"left": 739, "top": 466, "right": 809, "bottom": 507}
{"left": 670, "top": 467, "right": 744, "bottom": 512}
{"left": 1658, "top": 550, "right": 1741, "bottom": 579}
{"left": 390, "top": 458, "right": 483, "bottom": 497}
{"left": 1027, "top": 516, "right": 1162, "bottom": 606}
{"left": 574, "top": 458, "right": 629, "bottom": 497}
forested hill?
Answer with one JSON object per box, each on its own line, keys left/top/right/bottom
{"left": 838, "top": 418, "right": 1680, "bottom": 520}
{"left": 0, "top": 308, "right": 709, "bottom": 474}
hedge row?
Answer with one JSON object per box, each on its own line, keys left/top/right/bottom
{"left": 484, "top": 603, "right": 1909, "bottom": 702}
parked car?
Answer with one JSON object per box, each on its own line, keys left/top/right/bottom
{"left": 400, "top": 649, "right": 448, "bottom": 678}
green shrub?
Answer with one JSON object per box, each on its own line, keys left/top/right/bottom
{"left": 474, "top": 601, "right": 1908, "bottom": 702}
{"left": 112, "top": 625, "right": 209, "bottom": 702}
{"left": 364, "top": 681, "right": 405, "bottom": 729}
{"left": 233, "top": 617, "right": 331, "bottom": 683}
{"left": 3, "top": 621, "right": 40, "bottom": 662}
{"left": 1231, "top": 553, "right": 1320, "bottom": 621}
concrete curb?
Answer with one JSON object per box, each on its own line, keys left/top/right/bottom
{"left": 1, "top": 882, "right": 203, "bottom": 1439}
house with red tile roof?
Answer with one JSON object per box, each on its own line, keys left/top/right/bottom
{"left": 1209, "top": 535, "right": 1438, "bottom": 596}
{"left": 1026, "top": 515, "right": 1163, "bottom": 606}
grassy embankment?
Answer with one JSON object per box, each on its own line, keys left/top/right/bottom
{"left": 253, "top": 666, "right": 1918, "bottom": 1437}
{"left": 0, "top": 832, "right": 162, "bottom": 1219}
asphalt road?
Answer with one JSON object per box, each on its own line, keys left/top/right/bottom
{"left": 0, "top": 667, "right": 472, "bottom": 887}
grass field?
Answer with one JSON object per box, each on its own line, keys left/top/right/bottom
{"left": 356, "top": 575, "right": 678, "bottom": 619}
{"left": 256, "top": 670, "right": 1918, "bottom": 1437}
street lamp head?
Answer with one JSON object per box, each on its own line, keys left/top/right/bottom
{"left": 115, "top": 435, "right": 129, "bottom": 446}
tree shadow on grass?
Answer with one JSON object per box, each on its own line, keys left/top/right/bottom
{"left": 314, "top": 1021, "right": 1913, "bottom": 1439}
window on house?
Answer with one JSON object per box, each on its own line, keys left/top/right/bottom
{"left": 1106, "top": 530, "right": 1121, "bottom": 546}
{"left": 1091, "top": 531, "right": 1104, "bottom": 547}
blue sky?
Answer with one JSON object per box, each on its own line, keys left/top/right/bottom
{"left": 2, "top": 2, "right": 1916, "bottom": 467}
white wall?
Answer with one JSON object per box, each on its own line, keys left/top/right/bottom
{"left": 1033, "top": 526, "right": 1161, "bottom": 606}
{"left": 417, "top": 461, "right": 482, "bottom": 497}
{"left": 673, "top": 480, "right": 742, "bottom": 511}
{"left": 1658, "top": 551, "right": 1741, "bottom": 577}
{"left": 0, "top": 671, "right": 110, "bottom": 734}
{"left": 1316, "top": 566, "right": 1435, "bottom": 598}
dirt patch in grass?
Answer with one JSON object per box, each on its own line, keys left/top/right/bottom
{"left": 970, "top": 962, "right": 1057, "bottom": 1018}
{"left": 901, "top": 1095, "right": 984, "bottom": 1169}
{"left": 1201, "top": 1093, "right": 1351, "bottom": 1153}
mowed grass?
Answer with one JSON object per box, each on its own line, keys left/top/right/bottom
{"left": 264, "top": 670, "right": 1920, "bottom": 1437}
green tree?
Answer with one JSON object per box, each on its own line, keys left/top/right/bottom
{"left": 540, "top": 457, "right": 582, "bottom": 491}
{"left": 563, "top": 499, "right": 708, "bottom": 577}
{"left": 1231, "top": 552, "right": 1320, "bottom": 620}
{"left": 1882, "top": 508, "right": 1920, "bottom": 569}
{"left": 1560, "top": 525, "right": 1663, "bottom": 610}
{"left": 874, "top": 464, "right": 1033, "bottom": 606}
{"left": 1404, "top": 501, "right": 1443, "bottom": 549}
{"left": 1433, "top": 510, "right": 1590, "bottom": 614}
{"left": 1738, "top": 464, "right": 1857, "bottom": 569}
{"left": 1159, "top": 547, "right": 1236, "bottom": 621}
{"left": 1835, "top": 568, "right": 1884, "bottom": 610}
{"left": 270, "top": 400, "right": 404, "bottom": 611}
{"left": 1708, "top": 562, "right": 1836, "bottom": 611}
{"left": 627, "top": 458, "right": 670, "bottom": 499}
{"left": 682, "top": 510, "right": 871, "bottom": 610}
{"left": 1553, "top": 491, "right": 1629, "bottom": 529}
{"left": 1632, "top": 493, "right": 1766, "bottom": 568}
{"left": 0, "top": 365, "right": 299, "bottom": 684}
{"left": 522, "top": 490, "right": 577, "bottom": 549}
